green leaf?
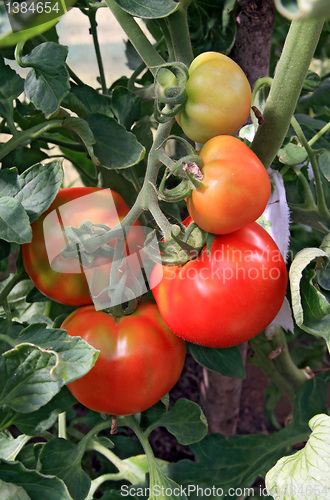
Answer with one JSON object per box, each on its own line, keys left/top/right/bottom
{"left": 299, "top": 77, "right": 330, "bottom": 109}
{"left": 289, "top": 247, "right": 330, "bottom": 343}
{"left": 302, "top": 70, "right": 321, "bottom": 92}
{"left": 278, "top": 143, "right": 308, "bottom": 165}
{"left": 0, "top": 280, "right": 44, "bottom": 325}
{"left": 0, "top": 57, "right": 24, "bottom": 100}
{"left": 0, "top": 57, "right": 24, "bottom": 118}
{"left": 113, "top": 0, "right": 179, "bottom": 19}
{"left": 38, "top": 438, "right": 91, "bottom": 500}
{"left": 0, "top": 168, "right": 18, "bottom": 197}
{"left": 188, "top": 343, "right": 246, "bottom": 379}
{"left": 150, "top": 470, "right": 188, "bottom": 500}
{"left": 168, "top": 423, "right": 310, "bottom": 499}
{"left": 0, "top": 432, "right": 31, "bottom": 461}
{"left": 0, "top": 459, "right": 73, "bottom": 499}
{"left": 0, "top": 322, "right": 97, "bottom": 415}
{"left": 293, "top": 371, "right": 330, "bottom": 425}
{"left": 319, "top": 150, "right": 330, "bottom": 182}
{"left": 62, "top": 117, "right": 97, "bottom": 163}
{"left": 0, "top": 146, "right": 49, "bottom": 172}
{"left": 0, "top": 160, "right": 64, "bottom": 222}
{"left": 0, "top": 479, "right": 30, "bottom": 500}
{"left": 17, "top": 324, "right": 99, "bottom": 384}
{"left": 0, "top": 388, "right": 76, "bottom": 436}
{"left": 86, "top": 112, "right": 145, "bottom": 169}
{"left": 265, "top": 414, "right": 330, "bottom": 500}
{"left": 69, "top": 83, "right": 113, "bottom": 117}
{"left": 0, "top": 344, "right": 64, "bottom": 413}
{"left": 111, "top": 87, "right": 141, "bottom": 130}
{"left": 0, "top": 240, "right": 10, "bottom": 261}
{"left": 147, "top": 399, "right": 208, "bottom": 445}
{"left": 0, "top": 197, "right": 32, "bottom": 244}
{"left": 19, "top": 42, "right": 70, "bottom": 116}
{"left": 0, "top": 1, "right": 58, "bottom": 49}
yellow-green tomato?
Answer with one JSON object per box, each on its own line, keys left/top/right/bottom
{"left": 176, "top": 52, "right": 252, "bottom": 144}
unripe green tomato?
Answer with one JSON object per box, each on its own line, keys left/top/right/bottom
{"left": 176, "top": 52, "right": 252, "bottom": 144}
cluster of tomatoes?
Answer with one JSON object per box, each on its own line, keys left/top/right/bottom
{"left": 22, "top": 187, "right": 186, "bottom": 416}
{"left": 22, "top": 52, "right": 288, "bottom": 416}
{"left": 152, "top": 52, "right": 287, "bottom": 349}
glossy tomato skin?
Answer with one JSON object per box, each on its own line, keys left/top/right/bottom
{"left": 187, "top": 136, "right": 271, "bottom": 234}
{"left": 151, "top": 222, "right": 287, "bottom": 348}
{"left": 61, "top": 301, "right": 186, "bottom": 415}
{"left": 22, "top": 187, "right": 142, "bottom": 306}
{"left": 176, "top": 52, "right": 252, "bottom": 144}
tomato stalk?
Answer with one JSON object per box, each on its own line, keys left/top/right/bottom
{"left": 251, "top": 17, "right": 324, "bottom": 168}
{"left": 95, "top": 119, "right": 177, "bottom": 242}
{"left": 104, "top": 0, "right": 165, "bottom": 76}
{"left": 125, "top": 414, "right": 177, "bottom": 498}
{"left": 84, "top": 6, "right": 108, "bottom": 95}
{"left": 0, "top": 120, "right": 64, "bottom": 161}
{"left": 250, "top": 327, "right": 313, "bottom": 401}
{"left": 88, "top": 438, "right": 145, "bottom": 483}
{"left": 166, "top": 0, "right": 194, "bottom": 66}
{"left": 290, "top": 116, "right": 330, "bottom": 228}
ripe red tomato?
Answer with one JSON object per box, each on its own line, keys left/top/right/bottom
{"left": 186, "top": 135, "right": 271, "bottom": 234}
{"left": 151, "top": 222, "right": 287, "bottom": 348}
{"left": 61, "top": 301, "right": 186, "bottom": 415}
{"left": 176, "top": 52, "right": 252, "bottom": 144}
{"left": 22, "top": 187, "right": 143, "bottom": 306}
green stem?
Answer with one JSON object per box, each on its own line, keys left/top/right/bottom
{"left": 138, "top": 118, "right": 176, "bottom": 239}
{"left": 81, "top": 418, "right": 113, "bottom": 446}
{"left": 88, "top": 438, "right": 144, "bottom": 484}
{"left": 95, "top": 119, "right": 176, "bottom": 242}
{"left": 67, "top": 65, "right": 85, "bottom": 86}
{"left": 251, "top": 17, "right": 324, "bottom": 168}
{"left": 125, "top": 415, "right": 161, "bottom": 488}
{"left": 90, "top": 440, "right": 128, "bottom": 474}
{"left": 87, "top": 472, "right": 125, "bottom": 499}
{"left": 0, "top": 334, "right": 17, "bottom": 348}
{"left": 291, "top": 116, "right": 329, "bottom": 220}
{"left": 6, "top": 103, "right": 19, "bottom": 137}
{"left": 39, "top": 136, "right": 85, "bottom": 152}
{"left": 250, "top": 327, "right": 312, "bottom": 401}
{"left": 104, "top": 0, "right": 165, "bottom": 75}
{"left": 0, "top": 269, "right": 26, "bottom": 307}
{"left": 308, "top": 121, "right": 330, "bottom": 147}
{"left": 88, "top": 8, "right": 108, "bottom": 94}
{"left": 251, "top": 77, "right": 273, "bottom": 105}
{"left": 292, "top": 165, "right": 316, "bottom": 209}
{"left": 159, "top": 19, "right": 176, "bottom": 61}
{"left": 0, "top": 120, "right": 64, "bottom": 161}
{"left": 166, "top": 0, "right": 193, "bottom": 66}
{"left": 155, "top": 149, "right": 176, "bottom": 170}
{"left": 58, "top": 412, "right": 67, "bottom": 439}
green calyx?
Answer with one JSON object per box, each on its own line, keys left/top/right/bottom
{"left": 146, "top": 220, "right": 207, "bottom": 266}
{"left": 156, "top": 153, "right": 204, "bottom": 203}
{"left": 153, "top": 62, "right": 189, "bottom": 123}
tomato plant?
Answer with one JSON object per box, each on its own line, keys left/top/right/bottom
{"left": 61, "top": 300, "right": 186, "bottom": 415}
{"left": 152, "top": 222, "right": 288, "bottom": 348}
{"left": 22, "top": 187, "right": 143, "bottom": 306}
{"left": 0, "top": 1, "right": 329, "bottom": 499}
{"left": 186, "top": 135, "right": 271, "bottom": 234}
{"left": 176, "top": 52, "right": 252, "bottom": 144}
